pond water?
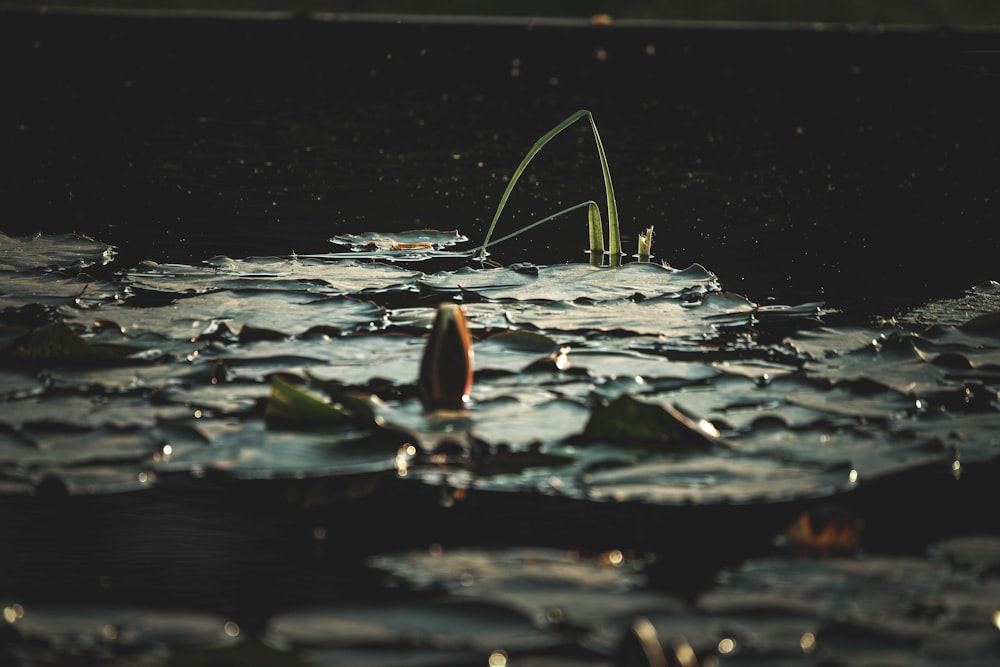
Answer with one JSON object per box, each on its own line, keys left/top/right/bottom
{"left": 2, "top": 9, "right": 1000, "bottom": 666}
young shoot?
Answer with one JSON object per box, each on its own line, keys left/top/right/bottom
{"left": 638, "top": 225, "right": 654, "bottom": 262}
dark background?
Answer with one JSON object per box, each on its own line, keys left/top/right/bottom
{"left": 5, "top": 1, "right": 1000, "bottom": 24}
{"left": 2, "top": 5, "right": 999, "bottom": 315}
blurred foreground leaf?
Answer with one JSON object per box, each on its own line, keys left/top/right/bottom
{"left": 265, "top": 375, "right": 366, "bottom": 425}
{"left": 7, "top": 322, "right": 96, "bottom": 360}
{"left": 581, "top": 394, "right": 720, "bottom": 448}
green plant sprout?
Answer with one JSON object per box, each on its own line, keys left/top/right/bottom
{"left": 476, "top": 109, "right": 632, "bottom": 266}
{"left": 638, "top": 225, "right": 654, "bottom": 262}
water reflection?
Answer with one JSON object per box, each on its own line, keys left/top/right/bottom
{"left": 3, "top": 603, "right": 24, "bottom": 624}
{"left": 488, "top": 648, "right": 508, "bottom": 666}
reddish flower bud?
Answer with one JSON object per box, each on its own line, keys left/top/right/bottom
{"left": 418, "top": 303, "right": 474, "bottom": 410}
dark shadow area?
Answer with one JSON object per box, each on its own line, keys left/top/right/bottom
{"left": 3, "top": 10, "right": 998, "bottom": 316}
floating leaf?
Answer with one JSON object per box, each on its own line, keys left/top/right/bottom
{"left": 264, "top": 374, "right": 367, "bottom": 425}
{"left": 0, "top": 232, "right": 115, "bottom": 272}
{"left": 580, "top": 394, "right": 720, "bottom": 448}
{"left": 2, "top": 395, "right": 194, "bottom": 430}
{"left": 960, "top": 311, "right": 1000, "bottom": 332}
{"left": 6, "top": 321, "right": 96, "bottom": 360}
{"left": 61, "top": 290, "right": 386, "bottom": 340}
{"left": 330, "top": 228, "right": 469, "bottom": 252}
{"left": 7, "top": 605, "right": 243, "bottom": 658}
{"left": 266, "top": 598, "right": 555, "bottom": 656}
{"left": 156, "top": 418, "right": 401, "bottom": 479}
{"left": 368, "top": 547, "right": 683, "bottom": 630}
{"left": 464, "top": 395, "right": 589, "bottom": 449}
{"left": 419, "top": 262, "right": 719, "bottom": 302}
{"left": 583, "top": 455, "right": 851, "bottom": 504}
{"left": 0, "top": 272, "right": 121, "bottom": 310}
{"left": 123, "top": 257, "right": 420, "bottom": 297}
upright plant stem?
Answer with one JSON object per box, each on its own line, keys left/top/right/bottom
{"left": 588, "top": 201, "right": 605, "bottom": 266}
{"left": 586, "top": 113, "right": 621, "bottom": 257}
{"left": 476, "top": 109, "right": 621, "bottom": 261}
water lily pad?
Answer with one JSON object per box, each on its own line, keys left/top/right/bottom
{"left": 461, "top": 395, "right": 589, "bottom": 449}
{"left": 368, "top": 547, "right": 684, "bottom": 631}
{"left": 1, "top": 228, "right": 997, "bottom": 545}
{"left": 419, "top": 262, "right": 720, "bottom": 302}
{"left": 580, "top": 394, "right": 721, "bottom": 449}
{"left": 330, "top": 228, "right": 469, "bottom": 252}
{"left": 157, "top": 418, "right": 402, "bottom": 479}
{"left": 0, "top": 232, "right": 115, "bottom": 272}
{"left": 261, "top": 333, "right": 425, "bottom": 385}
{"left": 1, "top": 395, "right": 194, "bottom": 430}
{"left": 266, "top": 598, "right": 552, "bottom": 659}
{"left": 265, "top": 374, "right": 378, "bottom": 425}
{"left": 0, "top": 272, "right": 122, "bottom": 310}
{"left": 666, "top": 374, "right": 835, "bottom": 433}
{"left": 60, "top": 290, "right": 386, "bottom": 339}
{"left": 438, "top": 298, "right": 747, "bottom": 339}
{"left": 0, "top": 369, "right": 45, "bottom": 399}
{"left": 899, "top": 280, "right": 1000, "bottom": 327}
{"left": 801, "top": 331, "right": 971, "bottom": 396}
{"left": 583, "top": 455, "right": 852, "bottom": 504}
{"left": 732, "top": 420, "right": 949, "bottom": 479}
{"left": 570, "top": 347, "right": 721, "bottom": 386}
{"left": 5, "top": 604, "right": 242, "bottom": 656}
{"left": 7, "top": 424, "right": 160, "bottom": 467}
{"left": 784, "top": 325, "right": 890, "bottom": 360}
{"left": 123, "top": 257, "right": 420, "bottom": 297}
{"left": 696, "top": 539, "right": 1000, "bottom": 666}
{"left": 472, "top": 330, "right": 563, "bottom": 372}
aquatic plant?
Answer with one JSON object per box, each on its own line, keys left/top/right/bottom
{"left": 322, "top": 112, "right": 650, "bottom": 267}
{"left": 476, "top": 109, "right": 624, "bottom": 265}
{"left": 418, "top": 302, "right": 475, "bottom": 410}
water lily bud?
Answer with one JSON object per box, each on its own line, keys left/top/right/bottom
{"left": 419, "top": 303, "right": 474, "bottom": 409}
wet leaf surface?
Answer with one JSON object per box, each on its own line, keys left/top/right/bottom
{"left": 2, "top": 232, "right": 998, "bottom": 497}
{"left": 5, "top": 10, "right": 1000, "bottom": 664}
{"left": 3, "top": 233, "right": 1000, "bottom": 665}
{"left": 0, "top": 232, "right": 115, "bottom": 272}
{"left": 330, "top": 228, "right": 470, "bottom": 252}
{"left": 123, "top": 257, "right": 421, "bottom": 297}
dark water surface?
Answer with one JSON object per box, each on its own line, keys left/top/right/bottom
{"left": 3, "top": 10, "right": 1000, "bottom": 666}
{"left": 4, "top": 10, "right": 999, "bottom": 310}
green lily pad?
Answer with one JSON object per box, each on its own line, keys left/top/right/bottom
{"left": 265, "top": 598, "right": 554, "bottom": 655}
{"left": 580, "top": 394, "right": 721, "bottom": 448}
{"left": 0, "top": 231, "right": 115, "bottom": 272}
{"left": 330, "top": 228, "right": 469, "bottom": 251}
{"left": 265, "top": 374, "right": 377, "bottom": 426}
{"left": 60, "top": 291, "right": 386, "bottom": 339}
{"left": 123, "top": 257, "right": 420, "bottom": 297}
{"left": 156, "top": 418, "right": 402, "bottom": 480}
{"left": 419, "top": 261, "right": 720, "bottom": 302}
{"left": 0, "top": 272, "right": 122, "bottom": 310}
{"left": 2, "top": 395, "right": 195, "bottom": 430}
{"left": 368, "top": 547, "right": 684, "bottom": 631}
{"left": 7, "top": 605, "right": 242, "bottom": 658}
{"left": 583, "top": 454, "right": 853, "bottom": 504}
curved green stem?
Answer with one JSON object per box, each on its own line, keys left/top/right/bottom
{"left": 587, "top": 113, "right": 620, "bottom": 256}
{"left": 476, "top": 109, "right": 621, "bottom": 260}
{"left": 479, "top": 201, "right": 595, "bottom": 253}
